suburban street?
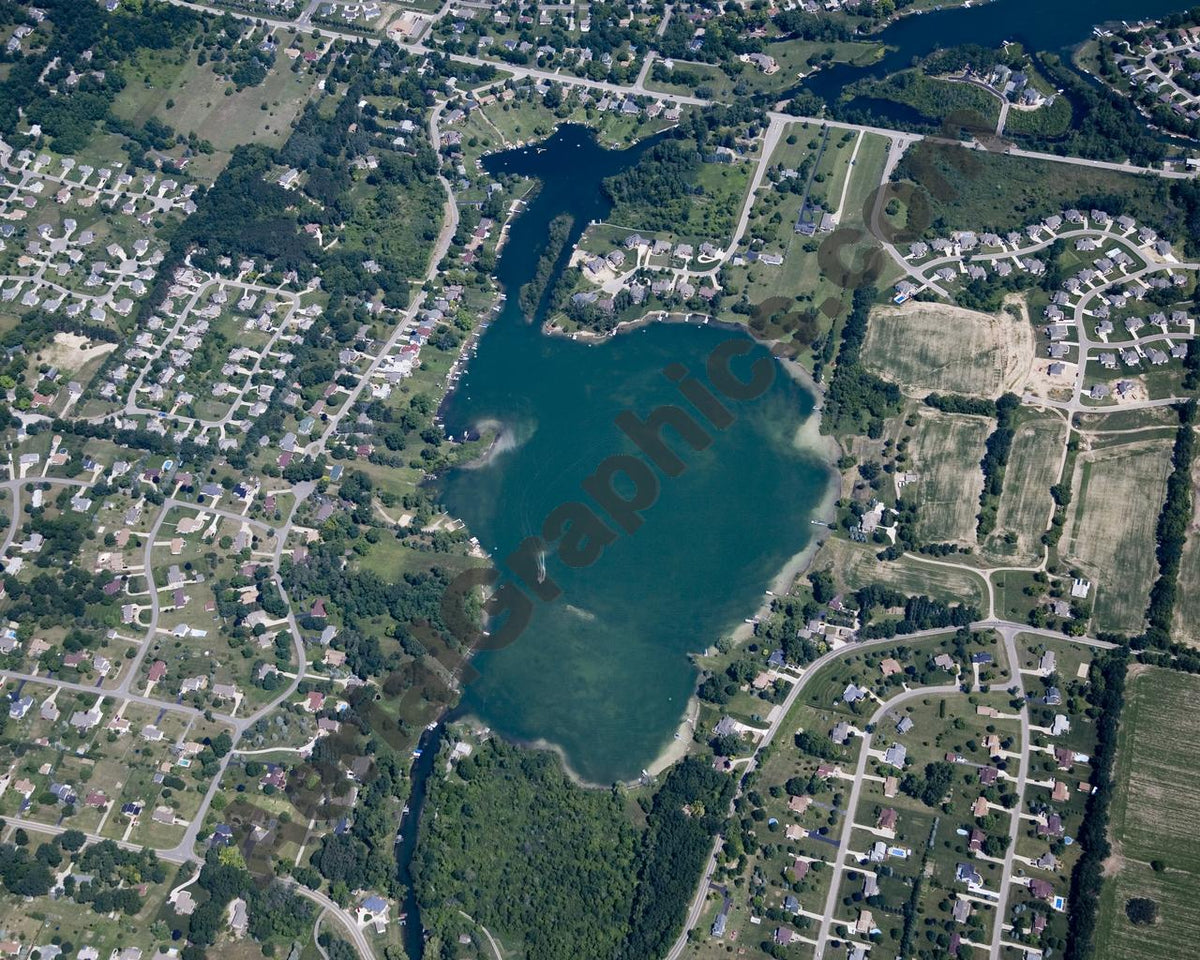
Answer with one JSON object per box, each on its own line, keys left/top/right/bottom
{"left": 811, "top": 681, "right": 961, "bottom": 959}
{"left": 665, "top": 616, "right": 1114, "bottom": 960}
{"left": 159, "top": 0, "right": 1197, "bottom": 186}
{"left": 0, "top": 4, "right": 1179, "bottom": 959}
{"left": 989, "top": 625, "right": 1033, "bottom": 960}
{"left": 1, "top": 813, "right": 375, "bottom": 960}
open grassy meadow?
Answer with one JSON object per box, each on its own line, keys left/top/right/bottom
{"left": 815, "top": 536, "right": 988, "bottom": 612}
{"left": 111, "top": 36, "right": 322, "bottom": 179}
{"left": 1170, "top": 458, "right": 1200, "bottom": 647}
{"left": 719, "top": 130, "right": 890, "bottom": 363}
{"left": 904, "top": 407, "right": 989, "bottom": 546}
{"left": 893, "top": 143, "right": 1172, "bottom": 239}
{"left": 1095, "top": 666, "right": 1200, "bottom": 960}
{"left": 862, "top": 299, "right": 1034, "bottom": 399}
{"left": 1063, "top": 438, "right": 1173, "bottom": 634}
{"left": 986, "top": 411, "right": 1068, "bottom": 564}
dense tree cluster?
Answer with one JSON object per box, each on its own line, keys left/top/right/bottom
{"left": 602, "top": 140, "right": 705, "bottom": 232}
{"left": 3, "top": 567, "right": 117, "bottom": 624}
{"left": 976, "top": 392, "right": 1020, "bottom": 537}
{"left": 1062, "top": 651, "right": 1128, "bottom": 960}
{"left": 752, "top": 595, "right": 825, "bottom": 669}
{"left": 282, "top": 542, "right": 453, "bottom": 652}
{"left": 0, "top": 0, "right": 199, "bottom": 153}
{"left": 181, "top": 849, "right": 312, "bottom": 952}
{"left": 310, "top": 750, "right": 409, "bottom": 897}
{"left": 520, "top": 212, "right": 575, "bottom": 316}
{"left": 1021, "top": 54, "right": 1167, "bottom": 166}
{"left": 923, "top": 393, "right": 997, "bottom": 417}
{"left": 771, "top": 10, "right": 857, "bottom": 43}
{"left": 900, "top": 760, "right": 955, "bottom": 807}
{"left": 0, "top": 842, "right": 55, "bottom": 897}
{"left": 1144, "top": 400, "right": 1197, "bottom": 645}
{"left": 855, "top": 584, "right": 979, "bottom": 638}
{"left": 145, "top": 44, "right": 445, "bottom": 329}
{"left": 619, "top": 757, "right": 736, "bottom": 960}
{"left": 414, "top": 738, "right": 639, "bottom": 960}
{"left": 823, "top": 287, "right": 902, "bottom": 435}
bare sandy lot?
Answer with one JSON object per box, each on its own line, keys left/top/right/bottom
{"left": 862, "top": 297, "right": 1034, "bottom": 398}
{"left": 39, "top": 331, "right": 116, "bottom": 375}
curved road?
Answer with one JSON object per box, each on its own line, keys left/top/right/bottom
{"left": 665, "top": 617, "right": 1113, "bottom": 960}
{"left": 811, "top": 681, "right": 961, "bottom": 956}
{"left": 0, "top": 814, "right": 374, "bottom": 960}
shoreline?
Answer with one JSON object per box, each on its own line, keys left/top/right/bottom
{"left": 440, "top": 341, "right": 842, "bottom": 790}
{"left": 454, "top": 417, "right": 509, "bottom": 470}
{"left": 436, "top": 135, "right": 847, "bottom": 790}
{"left": 444, "top": 714, "right": 683, "bottom": 790}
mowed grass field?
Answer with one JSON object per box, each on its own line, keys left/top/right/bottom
{"left": 894, "top": 141, "right": 1170, "bottom": 237}
{"left": 1095, "top": 666, "right": 1200, "bottom": 960}
{"left": 1170, "top": 458, "right": 1200, "bottom": 647}
{"left": 718, "top": 130, "right": 891, "bottom": 364}
{"left": 987, "top": 411, "right": 1067, "bottom": 564}
{"left": 816, "top": 536, "right": 988, "bottom": 611}
{"left": 861, "top": 300, "right": 1034, "bottom": 398}
{"left": 1064, "top": 439, "right": 1173, "bottom": 634}
{"left": 906, "top": 408, "right": 989, "bottom": 546}
{"left": 112, "top": 41, "right": 321, "bottom": 178}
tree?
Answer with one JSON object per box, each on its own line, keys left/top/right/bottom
{"left": 1125, "top": 897, "right": 1158, "bottom": 926}
{"left": 711, "top": 733, "right": 744, "bottom": 757}
{"left": 808, "top": 569, "right": 836, "bottom": 605}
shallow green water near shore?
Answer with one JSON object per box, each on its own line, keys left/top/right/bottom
{"left": 439, "top": 125, "right": 831, "bottom": 784}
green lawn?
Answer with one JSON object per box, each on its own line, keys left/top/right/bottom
{"left": 1096, "top": 667, "right": 1200, "bottom": 960}
{"left": 986, "top": 411, "right": 1067, "bottom": 564}
{"left": 1063, "top": 439, "right": 1172, "bottom": 634}
{"left": 893, "top": 142, "right": 1175, "bottom": 240}
{"left": 815, "top": 536, "right": 988, "bottom": 613}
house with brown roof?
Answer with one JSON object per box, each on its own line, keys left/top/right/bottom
{"left": 1028, "top": 878, "right": 1055, "bottom": 901}
{"left": 788, "top": 795, "right": 811, "bottom": 815}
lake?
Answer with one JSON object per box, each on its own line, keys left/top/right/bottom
{"left": 438, "top": 125, "right": 833, "bottom": 785}
{"left": 803, "top": 0, "right": 1195, "bottom": 104}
